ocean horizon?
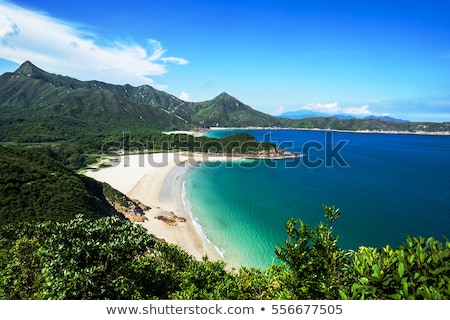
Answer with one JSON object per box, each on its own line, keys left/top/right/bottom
{"left": 183, "top": 129, "right": 450, "bottom": 269}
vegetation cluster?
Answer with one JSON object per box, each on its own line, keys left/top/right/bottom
{"left": 1, "top": 207, "right": 448, "bottom": 300}
{"left": 0, "top": 145, "right": 129, "bottom": 225}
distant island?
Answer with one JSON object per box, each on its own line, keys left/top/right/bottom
{"left": 278, "top": 110, "right": 410, "bottom": 123}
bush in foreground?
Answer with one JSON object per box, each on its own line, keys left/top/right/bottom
{"left": 1, "top": 207, "right": 448, "bottom": 300}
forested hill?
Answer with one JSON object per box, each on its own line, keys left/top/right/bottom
{"left": 0, "top": 62, "right": 189, "bottom": 142}
{"left": 0, "top": 145, "right": 146, "bottom": 226}
{"left": 184, "top": 92, "right": 283, "bottom": 127}
{"left": 288, "top": 116, "right": 450, "bottom": 133}
{"left": 0, "top": 61, "right": 286, "bottom": 143}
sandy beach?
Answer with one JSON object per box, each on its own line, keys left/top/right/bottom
{"left": 84, "top": 152, "right": 231, "bottom": 264}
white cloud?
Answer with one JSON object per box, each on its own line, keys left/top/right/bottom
{"left": 300, "top": 102, "right": 388, "bottom": 117}
{"left": 300, "top": 102, "right": 341, "bottom": 114}
{"left": 161, "top": 56, "right": 189, "bottom": 65}
{"left": 342, "top": 104, "right": 371, "bottom": 116}
{"left": 147, "top": 39, "right": 165, "bottom": 61}
{"left": 0, "top": 2, "right": 188, "bottom": 86}
{"left": 179, "top": 91, "right": 192, "bottom": 101}
{"left": 0, "top": 14, "right": 19, "bottom": 39}
{"left": 147, "top": 39, "right": 188, "bottom": 65}
{"left": 272, "top": 105, "right": 285, "bottom": 116}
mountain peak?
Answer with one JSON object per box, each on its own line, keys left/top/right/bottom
{"left": 213, "top": 92, "right": 239, "bottom": 103}
{"left": 14, "top": 61, "right": 47, "bottom": 77}
{"left": 217, "top": 92, "right": 232, "bottom": 98}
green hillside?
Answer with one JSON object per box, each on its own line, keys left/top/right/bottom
{"left": 186, "top": 92, "right": 285, "bottom": 127}
{"left": 288, "top": 116, "right": 450, "bottom": 133}
{"left": 0, "top": 62, "right": 287, "bottom": 144}
{"left": 0, "top": 145, "right": 129, "bottom": 225}
{"left": 0, "top": 62, "right": 189, "bottom": 142}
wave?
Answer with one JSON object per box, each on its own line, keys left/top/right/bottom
{"left": 182, "top": 167, "right": 226, "bottom": 259}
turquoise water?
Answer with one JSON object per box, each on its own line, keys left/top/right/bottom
{"left": 184, "top": 130, "right": 450, "bottom": 269}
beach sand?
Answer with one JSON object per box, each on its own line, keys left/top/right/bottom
{"left": 84, "top": 152, "right": 231, "bottom": 264}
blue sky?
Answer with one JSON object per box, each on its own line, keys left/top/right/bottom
{"left": 1, "top": 0, "right": 449, "bottom": 122}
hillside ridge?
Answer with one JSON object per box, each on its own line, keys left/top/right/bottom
{"left": 1, "top": 61, "right": 449, "bottom": 144}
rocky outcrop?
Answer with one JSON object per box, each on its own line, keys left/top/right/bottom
{"left": 132, "top": 199, "right": 151, "bottom": 211}
{"left": 107, "top": 198, "right": 149, "bottom": 222}
{"left": 243, "top": 147, "right": 302, "bottom": 159}
{"left": 155, "top": 212, "right": 186, "bottom": 226}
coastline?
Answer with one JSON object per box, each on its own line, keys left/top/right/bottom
{"left": 84, "top": 152, "right": 226, "bottom": 264}
{"left": 208, "top": 126, "right": 450, "bottom": 136}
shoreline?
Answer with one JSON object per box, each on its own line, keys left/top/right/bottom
{"left": 208, "top": 126, "right": 450, "bottom": 136}
{"left": 84, "top": 152, "right": 227, "bottom": 265}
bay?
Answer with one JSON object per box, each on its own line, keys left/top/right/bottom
{"left": 184, "top": 129, "right": 450, "bottom": 269}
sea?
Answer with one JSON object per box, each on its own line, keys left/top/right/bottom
{"left": 183, "top": 129, "right": 450, "bottom": 269}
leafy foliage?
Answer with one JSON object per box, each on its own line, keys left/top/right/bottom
{"left": 0, "top": 205, "right": 448, "bottom": 300}
{"left": 275, "top": 205, "right": 350, "bottom": 299}
{"left": 342, "top": 236, "right": 450, "bottom": 299}
{"left": 170, "top": 132, "right": 275, "bottom": 154}
{"left": 0, "top": 236, "right": 43, "bottom": 299}
{"left": 274, "top": 206, "right": 450, "bottom": 300}
{"left": 0, "top": 216, "right": 160, "bottom": 299}
{"left": 100, "top": 131, "right": 276, "bottom": 157}
{"left": 38, "top": 216, "right": 158, "bottom": 299}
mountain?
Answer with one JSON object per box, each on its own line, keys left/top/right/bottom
{"left": 279, "top": 110, "right": 408, "bottom": 122}
{"left": 1, "top": 61, "right": 449, "bottom": 145}
{"left": 0, "top": 62, "right": 285, "bottom": 143}
{"left": 363, "top": 115, "right": 409, "bottom": 123}
{"left": 184, "top": 92, "right": 284, "bottom": 127}
{"left": 278, "top": 110, "right": 354, "bottom": 120}
{"left": 0, "top": 61, "right": 191, "bottom": 142}
{"left": 289, "top": 116, "right": 450, "bottom": 133}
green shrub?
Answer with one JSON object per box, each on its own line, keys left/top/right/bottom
{"left": 1, "top": 206, "right": 448, "bottom": 300}
{"left": 341, "top": 236, "right": 450, "bottom": 299}
{"left": 275, "top": 205, "right": 350, "bottom": 299}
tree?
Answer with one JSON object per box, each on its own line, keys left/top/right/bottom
{"left": 274, "top": 205, "right": 350, "bottom": 299}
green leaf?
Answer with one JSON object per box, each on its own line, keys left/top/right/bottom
{"left": 390, "top": 293, "right": 402, "bottom": 299}
{"left": 338, "top": 289, "right": 348, "bottom": 300}
{"left": 398, "top": 262, "right": 405, "bottom": 278}
{"left": 359, "top": 277, "right": 369, "bottom": 285}
{"left": 402, "top": 280, "right": 409, "bottom": 297}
